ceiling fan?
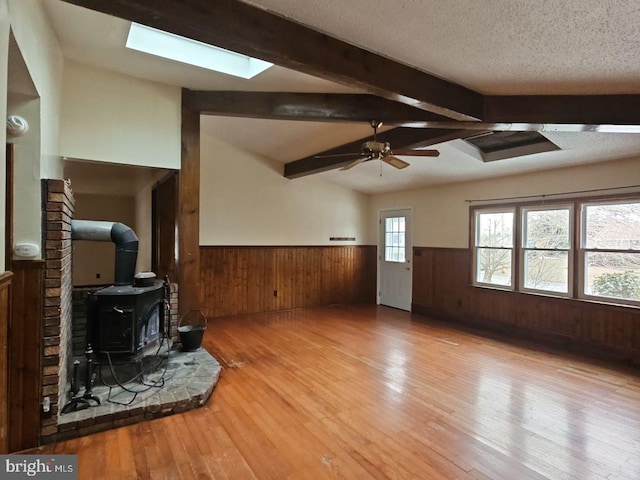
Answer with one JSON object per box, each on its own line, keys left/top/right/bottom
{"left": 314, "top": 120, "right": 440, "bottom": 171}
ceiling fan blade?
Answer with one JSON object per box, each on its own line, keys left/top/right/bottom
{"left": 391, "top": 149, "right": 440, "bottom": 157}
{"left": 340, "top": 156, "right": 370, "bottom": 171}
{"left": 383, "top": 155, "right": 410, "bottom": 169}
{"left": 314, "top": 152, "right": 362, "bottom": 159}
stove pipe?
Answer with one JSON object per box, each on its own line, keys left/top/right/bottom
{"left": 71, "top": 220, "right": 139, "bottom": 286}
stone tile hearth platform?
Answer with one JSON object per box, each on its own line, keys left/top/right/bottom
{"left": 56, "top": 344, "right": 221, "bottom": 441}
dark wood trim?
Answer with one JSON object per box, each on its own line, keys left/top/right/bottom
{"left": 60, "top": 0, "right": 482, "bottom": 121}
{"left": 0, "top": 272, "right": 12, "bottom": 288}
{"left": 0, "top": 271, "right": 12, "bottom": 454}
{"left": 188, "top": 91, "right": 640, "bottom": 134}
{"left": 152, "top": 171, "right": 178, "bottom": 282}
{"left": 285, "top": 128, "right": 477, "bottom": 178}
{"left": 178, "top": 101, "right": 200, "bottom": 316}
{"left": 9, "top": 260, "right": 44, "bottom": 452}
{"left": 183, "top": 91, "right": 451, "bottom": 125}
{"left": 5, "top": 144, "right": 13, "bottom": 270}
{"left": 484, "top": 94, "right": 640, "bottom": 126}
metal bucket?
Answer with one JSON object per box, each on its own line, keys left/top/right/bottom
{"left": 178, "top": 310, "right": 207, "bottom": 351}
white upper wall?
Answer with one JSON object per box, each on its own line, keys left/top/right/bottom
{"left": 60, "top": 60, "right": 181, "bottom": 169}
{"left": 8, "top": 0, "right": 64, "bottom": 180}
{"left": 2, "top": 0, "right": 65, "bottom": 264}
{"left": 200, "top": 133, "right": 370, "bottom": 246}
{"left": 0, "top": 1, "right": 9, "bottom": 271}
{"left": 370, "top": 156, "right": 640, "bottom": 248}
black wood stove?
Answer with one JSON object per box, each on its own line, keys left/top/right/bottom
{"left": 71, "top": 220, "right": 167, "bottom": 356}
{"left": 89, "top": 281, "right": 165, "bottom": 355}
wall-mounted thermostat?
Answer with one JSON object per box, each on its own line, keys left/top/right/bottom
{"left": 14, "top": 243, "right": 40, "bottom": 258}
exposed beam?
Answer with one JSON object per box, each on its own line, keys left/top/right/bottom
{"left": 178, "top": 104, "right": 200, "bottom": 316}
{"left": 61, "top": 0, "right": 483, "bottom": 121}
{"left": 186, "top": 90, "right": 640, "bottom": 133}
{"left": 484, "top": 95, "right": 640, "bottom": 132}
{"left": 183, "top": 91, "right": 450, "bottom": 125}
{"left": 284, "top": 129, "right": 477, "bottom": 179}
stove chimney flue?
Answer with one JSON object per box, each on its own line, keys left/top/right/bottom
{"left": 71, "top": 220, "right": 139, "bottom": 285}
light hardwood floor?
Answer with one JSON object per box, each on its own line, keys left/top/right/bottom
{"left": 41, "top": 305, "right": 640, "bottom": 479}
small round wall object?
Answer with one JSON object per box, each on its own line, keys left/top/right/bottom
{"left": 14, "top": 243, "right": 40, "bottom": 258}
{"left": 6, "top": 115, "right": 29, "bottom": 136}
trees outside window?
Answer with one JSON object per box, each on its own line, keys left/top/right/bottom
{"left": 583, "top": 202, "right": 640, "bottom": 303}
{"left": 472, "top": 197, "right": 640, "bottom": 307}
{"left": 474, "top": 210, "right": 513, "bottom": 286}
{"left": 522, "top": 207, "right": 571, "bottom": 293}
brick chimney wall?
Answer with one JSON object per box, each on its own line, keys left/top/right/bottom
{"left": 40, "top": 179, "right": 74, "bottom": 442}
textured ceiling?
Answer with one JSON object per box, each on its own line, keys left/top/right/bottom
{"left": 244, "top": 0, "right": 640, "bottom": 95}
{"left": 44, "top": 0, "right": 640, "bottom": 195}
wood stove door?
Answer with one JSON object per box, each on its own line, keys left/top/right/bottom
{"left": 98, "top": 307, "right": 136, "bottom": 354}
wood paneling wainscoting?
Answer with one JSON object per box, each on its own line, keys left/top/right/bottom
{"left": 199, "top": 246, "right": 376, "bottom": 318}
{"left": 412, "top": 247, "right": 640, "bottom": 364}
{"left": 9, "top": 261, "right": 44, "bottom": 452}
{"left": 0, "top": 272, "right": 12, "bottom": 453}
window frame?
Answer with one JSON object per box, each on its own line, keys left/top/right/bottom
{"left": 578, "top": 199, "right": 640, "bottom": 307}
{"left": 519, "top": 204, "right": 574, "bottom": 297}
{"left": 472, "top": 207, "right": 516, "bottom": 290}
{"left": 470, "top": 193, "right": 640, "bottom": 309}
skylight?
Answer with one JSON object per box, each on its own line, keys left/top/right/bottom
{"left": 126, "top": 23, "right": 273, "bottom": 79}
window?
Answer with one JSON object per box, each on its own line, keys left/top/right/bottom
{"left": 474, "top": 209, "right": 514, "bottom": 287}
{"left": 384, "top": 217, "right": 406, "bottom": 263}
{"left": 472, "top": 196, "right": 640, "bottom": 307}
{"left": 581, "top": 201, "right": 640, "bottom": 304}
{"left": 521, "top": 206, "right": 572, "bottom": 294}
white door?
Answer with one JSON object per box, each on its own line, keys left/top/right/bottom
{"left": 379, "top": 209, "right": 412, "bottom": 310}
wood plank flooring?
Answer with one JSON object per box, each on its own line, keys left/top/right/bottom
{"left": 38, "top": 305, "right": 640, "bottom": 479}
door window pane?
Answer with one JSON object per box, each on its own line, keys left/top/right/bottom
{"left": 384, "top": 216, "right": 406, "bottom": 262}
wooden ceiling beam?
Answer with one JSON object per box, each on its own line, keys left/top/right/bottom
{"left": 484, "top": 94, "right": 640, "bottom": 132}
{"left": 185, "top": 90, "right": 640, "bottom": 133}
{"left": 61, "top": 0, "right": 483, "bottom": 121}
{"left": 183, "top": 90, "right": 450, "bottom": 125}
{"left": 284, "top": 128, "right": 478, "bottom": 179}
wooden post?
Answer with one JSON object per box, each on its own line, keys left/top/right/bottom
{"left": 178, "top": 100, "right": 200, "bottom": 316}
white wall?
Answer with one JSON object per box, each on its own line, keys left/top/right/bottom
{"left": 200, "top": 134, "right": 370, "bottom": 246}
{"left": 60, "top": 61, "right": 181, "bottom": 170}
{"left": 370, "top": 156, "right": 640, "bottom": 248}
{"left": 8, "top": 94, "right": 41, "bottom": 255}
{"left": 8, "top": 0, "right": 64, "bottom": 180}
{"left": 1, "top": 0, "right": 65, "bottom": 263}
{"left": 0, "top": 0, "right": 9, "bottom": 271}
